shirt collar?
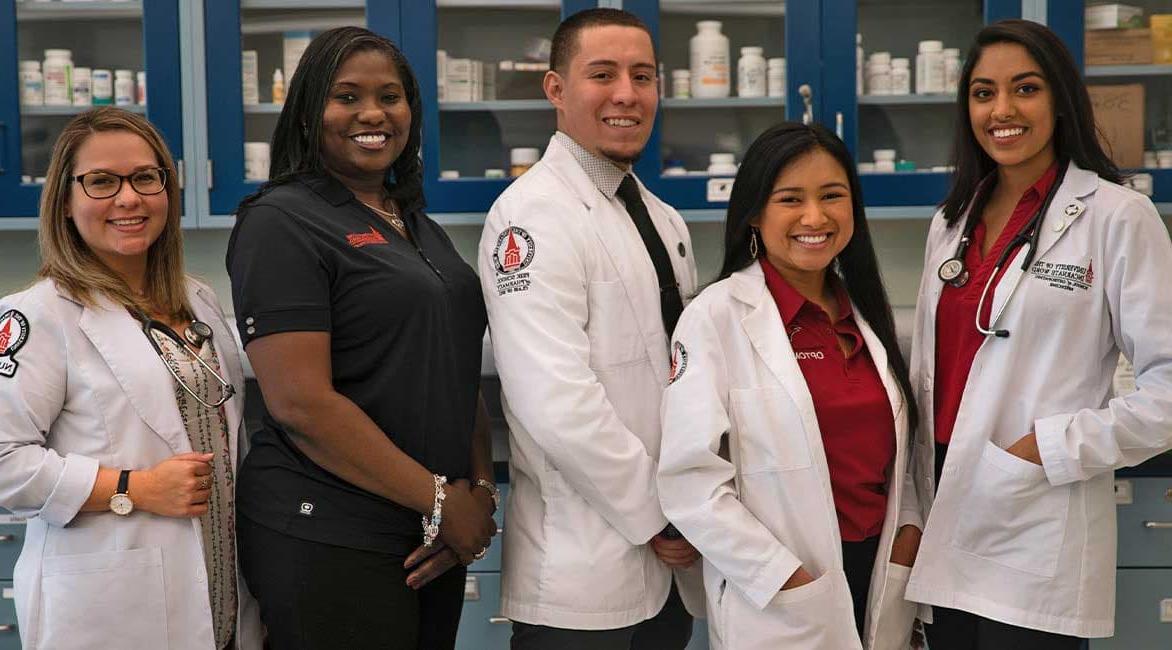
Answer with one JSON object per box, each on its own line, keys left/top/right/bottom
{"left": 554, "top": 131, "right": 630, "bottom": 199}
{"left": 759, "top": 257, "right": 852, "bottom": 324}
{"left": 1024, "top": 160, "right": 1060, "bottom": 203}
{"left": 301, "top": 172, "right": 354, "bottom": 207}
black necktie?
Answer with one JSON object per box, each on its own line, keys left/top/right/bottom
{"left": 616, "top": 175, "right": 683, "bottom": 337}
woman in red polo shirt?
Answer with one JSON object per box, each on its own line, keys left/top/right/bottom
{"left": 658, "top": 122, "right": 922, "bottom": 649}
{"left": 903, "top": 20, "right": 1172, "bottom": 650}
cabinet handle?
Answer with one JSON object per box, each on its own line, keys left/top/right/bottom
{"left": 1143, "top": 521, "right": 1172, "bottom": 529}
{"left": 0, "top": 534, "right": 15, "bottom": 542}
{"left": 0, "top": 624, "right": 14, "bottom": 633}
{"left": 488, "top": 617, "right": 510, "bottom": 625}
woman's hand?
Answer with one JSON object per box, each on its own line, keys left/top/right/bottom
{"left": 404, "top": 541, "right": 461, "bottom": 590}
{"left": 889, "top": 524, "right": 923, "bottom": 567}
{"left": 1005, "top": 432, "right": 1043, "bottom": 465}
{"left": 780, "top": 565, "right": 816, "bottom": 591}
{"left": 437, "top": 481, "right": 497, "bottom": 564}
{"left": 133, "top": 452, "right": 214, "bottom": 517}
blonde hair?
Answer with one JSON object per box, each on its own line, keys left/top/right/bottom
{"left": 37, "top": 107, "right": 190, "bottom": 319}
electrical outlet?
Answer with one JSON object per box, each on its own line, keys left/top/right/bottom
{"left": 707, "top": 178, "right": 734, "bottom": 202}
{"left": 2, "top": 587, "right": 12, "bottom": 600}
{"left": 1161, "top": 598, "right": 1172, "bottom": 623}
{"left": 1114, "top": 480, "right": 1133, "bottom": 505}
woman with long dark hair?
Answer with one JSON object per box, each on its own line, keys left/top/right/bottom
{"left": 904, "top": 20, "right": 1172, "bottom": 648}
{"left": 225, "top": 27, "right": 497, "bottom": 649}
{"left": 658, "top": 122, "right": 922, "bottom": 649}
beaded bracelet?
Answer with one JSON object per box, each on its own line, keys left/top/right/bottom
{"left": 421, "top": 474, "right": 448, "bottom": 547}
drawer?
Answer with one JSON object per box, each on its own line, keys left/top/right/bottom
{"left": 1089, "top": 568, "right": 1172, "bottom": 649}
{"left": 468, "top": 484, "right": 508, "bottom": 573}
{"left": 1114, "top": 478, "right": 1172, "bottom": 567}
{"left": 456, "top": 572, "right": 510, "bottom": 650}
{"left": 686, "top": 618, "right": 709, "bottom": 650}
{"left": 0, "top": 581, "right": 17, "bottom": 650}
{"left": 0, "top": 523, "right": 24, "bottom": 581}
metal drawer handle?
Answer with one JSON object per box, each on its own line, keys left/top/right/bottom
{"left": 497, "top": 527, "right": 503, "bottom": 535}
{"left": 488, "top": 617, "right": 510, "bottom": 625}
{"left": 0, "top": 624, "right": 14, "bottom": 633}
{"left": 0, "top": 535, "right": 15, "bottom": 542}
{"left": 1144, "top": 521, "right": 1172, "bottom": 529}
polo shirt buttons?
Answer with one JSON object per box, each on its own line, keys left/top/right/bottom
{"left": 247, "top": 326, "right": 256, "bottom": 335}
{"left": 245, "top": 316, "right": 255, "bottom": 325}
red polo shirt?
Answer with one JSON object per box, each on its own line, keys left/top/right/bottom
{"left": 933, "top": 163, "right": 1059, "bottom": 445}
{"left": 760, "top": 259, "right": 896, "bottom": 542}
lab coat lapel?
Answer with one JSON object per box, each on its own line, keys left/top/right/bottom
{"left": 188, "top": 282, "right": 246, "bottom": 469}
{"left": 76, "top": 292, "right": 188, "bottom": 453}
{"left": 855, "top": 311, "right": 906, "bottom": 443}
{"left": 730, "top": 265, "right": 821, "bottom": 436}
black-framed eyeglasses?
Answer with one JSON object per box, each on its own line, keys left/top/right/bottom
{"left": 73, "top": 167, "right": 168, "bottom": 200}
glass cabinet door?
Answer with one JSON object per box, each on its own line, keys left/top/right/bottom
{"left": 205, "top": 0, "right": 399, "bottom": 216}
{"left": 823, "top": 0, "right": 1020, "bottom": 209}
{"left": 626, "top": 0, "right": 811, "bottom": 211}
{"left": 402, "top": 0, "right": 590, "bottom": 215}
{"left": 1, "top": 0, "right": 182, "bottom": 218}
{"left": 1077, "top": 0, "right": 1172, "bottom": 206}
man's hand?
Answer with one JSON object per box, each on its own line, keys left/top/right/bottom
{"left": 650, "top": 532, "right": 700, "bottom": 568}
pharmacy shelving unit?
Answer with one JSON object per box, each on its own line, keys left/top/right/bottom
{"left": 0, "top": 0, "right": 183, "bottom": 222}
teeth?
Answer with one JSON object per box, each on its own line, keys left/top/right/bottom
{"left": 993, "top": 127, "right": 1024, "bottom": 138}
{"left": 795, "top": 234, "right": 829, "bottom": 244}
{"left": 353, "top": 134, "right": 386, "bottom": 144}
{"left": 604, "top": 118, "right": 637, "bottom": 127}
{"left": 111, "top": 218, "right": 145, "bottom": 226}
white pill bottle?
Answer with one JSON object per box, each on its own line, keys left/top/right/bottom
{"left": 690, "top": 21, "right": 730, "bottom": 99}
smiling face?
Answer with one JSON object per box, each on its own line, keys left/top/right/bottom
{"left": 320, "top": 49, "right": 412, "bottom": 190}
{"left": 968, "top": 42, "right": 1056, "bottom": 176}
{"left": 544, "top": 24, "right": 658, "bottom": 166}
{"left": 753, "top": 148, "right": 855, "bottom": 291}
{"left": 68, "top": 130, "right": 169, "bottom": 273}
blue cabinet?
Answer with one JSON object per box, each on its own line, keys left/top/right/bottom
{"left": 0, "top": 582, "right": 16, "bottom": 650}
{"left": 0, "top": 0, "right": 184, "bottom": 219}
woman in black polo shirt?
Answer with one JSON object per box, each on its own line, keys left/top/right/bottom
{"left": 226, "top": 27, "right": 497, "bottom": 649}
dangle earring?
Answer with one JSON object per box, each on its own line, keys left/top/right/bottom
{"left": 749, "top": 227, "right": 760, "bottom": 258}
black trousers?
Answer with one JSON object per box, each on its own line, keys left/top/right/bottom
{"left": 842, "top": 535, "right": 881, "bottom": 641}
{"left": 238, "top": 515, "right": 467, "bottom": 650}
{"left": 510, "top": 582, "right": 693, "bottom": 650}
{"left": 930, "top": 444, "right": 1084, "bottom": 649}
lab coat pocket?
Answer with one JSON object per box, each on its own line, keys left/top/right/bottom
{"left": 38, "top": 547, "right": 168, "bottom": 649}
{"left": 726, "top": 569, "right": 862, "bottom": 650}
{"left": 867, "top": 563, "right": 916, "bottom": 650}
{"left": 951, "top": 441, "right": 1069, "bottom": 577}
{"left": 729, "top": 388, "right": 812, "bottom": 472}
{"left": 586, "top": 281, "right": 644, "bottom": 368}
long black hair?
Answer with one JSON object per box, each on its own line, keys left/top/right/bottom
{"left": 718, "top": 122, "right": 918, "bottom": 436}
{"left": 238, "top": 26, "right": 425, "bottom": 213}
{"left": 940, "top": 19, "right": 1123, "bottom": 226}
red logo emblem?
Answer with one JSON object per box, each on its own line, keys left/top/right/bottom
{"left": 0, "top": 309, "right": 30, "bottom": 378}
{"left": 493, "top": 226, "right": 535, "bottom": 275}
{"left": 0, "top": 318, "right": 12, "bottom": 355}
{"left": 1084, "top": 259, "right": 1094, "bottom": 285}
{"left": 346, "top": 226, "right": 389, "bottom": 248}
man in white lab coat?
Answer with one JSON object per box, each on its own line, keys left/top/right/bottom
{"left": 477, "top": 8, "right": 703, "bottom": 649}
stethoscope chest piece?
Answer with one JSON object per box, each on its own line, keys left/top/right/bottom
{"left": 184, "top": 320, "right": 214, "bottom": 347}
{"left": 938, "top": 258, "right": 969, "bottom": 286}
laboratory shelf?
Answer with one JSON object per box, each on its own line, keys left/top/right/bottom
{"left": 439, "top": 100, "right": 551, "bottom": 112}
{"left": 661, "top": 97, "right": 785, "bottom": 109}
{"left": 858, "top": 94, "right": 955, "bottom": 105}
{"left": 241, "top": 0, "right": 364, "bottom": 8}
{"left": 21, "top": 104, "right": 147, "bottom": 116}
{"left": 243, "top": 103, "right": 285, "bottom": 114}
{"left": 15, "top": 1, "right": 143, "bottom": 21}
{"left": 240, "top": 12, "right": 365, "bottom": 35}
{"left": 1085, "top": 64, "right": 1172, "bottom": 78}
{"left": 659, "top": 0, "right": 784, "bottom": 16}
{"left": 438, "top": 0, "right": 560, "bottom": 6}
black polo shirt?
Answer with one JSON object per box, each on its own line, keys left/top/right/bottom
{"left": 226, "top": 173, "right": 487, "bottom": 554}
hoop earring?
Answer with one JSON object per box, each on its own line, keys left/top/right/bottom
{"left": 749, "top": 228, "right": 759, "bottom": 258}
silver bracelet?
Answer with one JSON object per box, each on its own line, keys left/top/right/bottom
{"left": 421, "top": 474, "right": 448, "bottom": 548}
{"left": 474, "top": 478, "right": 501, "bottom": 513}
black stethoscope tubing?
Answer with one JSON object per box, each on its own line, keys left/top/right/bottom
{"left": 135, "top": 311, "right": 236, "bottom": 408}
{"left": 937, "top": 163, "right": 1068, "bottom": 338}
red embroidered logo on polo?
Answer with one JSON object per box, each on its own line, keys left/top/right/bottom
{"left": 346, "top": 226, "right": 389, "bottom": 248}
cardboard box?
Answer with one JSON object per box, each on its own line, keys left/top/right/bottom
{"left": 1089, "top": 84, "right": 1145, "bottom": 168}
{"left": 1085, "top": 4, "right": 1144, "bottom": 30}
{"left": 1085, "top": 28, "right": 1153, "bottom": 65}
{"left": 1152, "top": 15, "right": 1172, "bottom": 64}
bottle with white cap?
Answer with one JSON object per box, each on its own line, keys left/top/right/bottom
{"left": 856, "top": 33, "right": 863, "bottom": 95}
{"left": 690, "top": 21, "right": 730, "bottom": 99}
{"left": 916, "top": 40, "right": 945, "bottom": 94}
{"left": 708, "top": 153, "right": 738, "bottom": 175}
{"left": 890, "top": 58, "right": 910, "bottom": 95}
{"left": 72, "top": 67, "right": 92, "bottom": 106}
{"left": 43, "top": 49, "right": 73, "bottom": 106}
{"left": 510, "top": 147, "right": 540, "bottom": 177}
{"left": 92, "top": 69, "right": 114, "bottom": 106}
{"left": 767, "top": 58, "right": 786, "bottom": 98}
{"left": 737, "top": 46, "right": 766, "bottom": 98}
{"left": 20, "top": 61, "right": 44, "bottom": 106}
{"left": 114, "top": 70, "right": 135, "bottom": 106}
{"left": 672, "top": 70, "right": 691, "bottom": 99}
{"left": 868, "top": 61, "right": 892, "bottom": 96}
{"left": 943, "top": 48, "right": 961, "bottom": 93}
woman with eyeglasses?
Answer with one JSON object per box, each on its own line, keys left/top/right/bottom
{"left": 903, "top": 21, "right": 1172, "bottom": 648}
{"left": 0, "top": 107, "right": 262, "bottom": 649}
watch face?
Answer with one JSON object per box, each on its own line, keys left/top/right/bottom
{"left": 110, "top": 493, "right": 134, "bottom": 516}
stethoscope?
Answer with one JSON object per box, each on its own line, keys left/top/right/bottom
{"left": 937, "top": 164, "right": 1067, "bottom": 339}
{"left": 135, "top": 310, "right": 236, "bottom": 408}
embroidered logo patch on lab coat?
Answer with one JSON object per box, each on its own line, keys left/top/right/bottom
{"left": 0, "top": 309, "right": 30, "bottom": 378}
{"left": 668, "top": 341, "right": 688, "bottom": 385}
{"left": 493, "top": 226, "right": 535, "bottom": 296}
{"left": 1029, "top": 258, "right": 1094, "bottom": 292}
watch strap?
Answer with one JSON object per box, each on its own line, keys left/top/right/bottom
{"left": 116, "top": 469, "right": 131, "bottom": 495}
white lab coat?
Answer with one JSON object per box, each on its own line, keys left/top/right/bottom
{"left": 478, "top": 135, "right": 704, "bottom": 629}
{"left": 659, "top": 263, "right": 921, "bottom": 650}
{"left": 905, "top": 162, "right": 1172, "bottom": 637}
{"left": 0, "top": 278, "right": 263, "bottom": 650}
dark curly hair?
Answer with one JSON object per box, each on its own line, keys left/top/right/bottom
{"left": 239, "top": 26, "right": 425, "bottom": 214}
